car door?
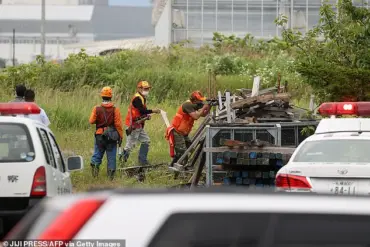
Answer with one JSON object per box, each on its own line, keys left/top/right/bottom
{"left": 147, "top": 211, "right": 370, "bottom": 247}
{"left": 47, "top": 132, "right": 72, "bottom": 195}
{"left": 37, "top": 128, "right": 61, "bottom": 197}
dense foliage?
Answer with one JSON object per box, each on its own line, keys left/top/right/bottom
{"left": 276, "top": 0, "right": 370, "bottom": 101}
{"left": 0, "top": 40, "right": 305, "bottom": 104}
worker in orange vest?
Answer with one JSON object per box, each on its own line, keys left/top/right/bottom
{"left": 121, "top": 80, "right": 161, "bottom": 166}
{"left": 165, "top": 91, "right": 211, "bottom": 167}
{"left": 89, "top": 86, "right": 123, "bottom": 180}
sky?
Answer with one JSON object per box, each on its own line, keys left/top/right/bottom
{"left": 109, "top": 0, "right": 151, "bottom": 6}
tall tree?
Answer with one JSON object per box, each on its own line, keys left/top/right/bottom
{"left": 275, "top": 0, "right": 370, "bottom": 102}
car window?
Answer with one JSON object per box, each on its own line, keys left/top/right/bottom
{"left": 37, "top": 128, "right": 56, "bottom": 168}
{"left": 47, "top": 133, "right": 66, "bottom": 173}
{"left": 293, "top": 139, "right": 370, "bottom": 163}
{"left": 148, "top": 212, "right": 370, "bottom": 247}
{"left": 0, "top": 123, "right": 35, "bottom": 162}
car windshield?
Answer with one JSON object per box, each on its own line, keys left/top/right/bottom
{"left": 0, "top": 123, "right": 35, "bottom": 162}
{"left": 293, "top": 139, "right": 370, "bottom": 163}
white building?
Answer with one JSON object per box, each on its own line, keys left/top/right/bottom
{"left": 0, "top": 1, "right": 153, "bottom": 64}
{"left": 152, "top": 0, "right": 369, "bottom": 48}
{"left": 1, "top": 0, "right": 108, "bottom": 5}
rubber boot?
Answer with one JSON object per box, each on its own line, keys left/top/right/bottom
{"left": 121, "top": 149, "right": 130, "bottom": 162}
{"left": 138, "top": 143, "right": 150, "bottom": 166}
{"left": 91, "top": 164, "right": 99, "bottom": 178}
{"left": 107, "top": 169, "right": 115, "bottom": 181}
{"left": 169, "top": 156, "right": 179, "bottom": 167}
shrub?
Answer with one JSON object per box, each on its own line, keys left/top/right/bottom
{"left": 0, "top": 37, "right": 305, "bottom": 104}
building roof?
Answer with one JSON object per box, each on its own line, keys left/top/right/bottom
{"left": 0, "top": 5, "right": 154, "bottom": 41}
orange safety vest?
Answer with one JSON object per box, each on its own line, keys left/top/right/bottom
{"left": 171, "top": 100, "right": 195, "bottom": 136}
{"left": 125, "top": 93, "right": 147, "bottom": 128}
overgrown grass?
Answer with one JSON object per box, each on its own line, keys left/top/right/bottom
{"left": 0, "top": 89, "right": 204, "bottom": 191}
{"left": 0, "top": 36, "right": 312, "bottom": 103}
{"left": 0, "top": 87, "right": 311, "bottom": 192}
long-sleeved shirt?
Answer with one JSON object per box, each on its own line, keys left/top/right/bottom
{"left": 132, "top": 96, "right": 153, "bottom": 115}
{"left": 89, "top": 102, "right": 123, "bottom": 139}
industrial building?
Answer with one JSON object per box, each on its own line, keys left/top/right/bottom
{"left": 0, "top": 0, "right": 154, "bottom": 64}
{"left": 153, "top": 0, "right": 369, "bottom": 47}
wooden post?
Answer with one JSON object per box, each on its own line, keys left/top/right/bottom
{"left": 217, "top": 91, "right": 223, "bottom": 111}
{"left": 212, "top": 72, "right": 217, "bottom": 98}
{"left": 207, "top": 69, "right": 212, "bottom": 99}
{"left": 251, "top": 76, "right": 260, "bottom": 97}
{"left": 175, "top": 128, "right": 206, "bottom": 168}
{"left": 184, "top": 138, "right": 205, "bottom": 168}
{"left": 225, "top": 91, "right": 231, "bottom": 123}
{"left": 190, "top": 115, "right": 211, "bottom": 143}
{"left": 190, "top": 151, "right": 206, "bottom": 189}
{"left": 309, "top": 94, "right": 315, "bottom": 111}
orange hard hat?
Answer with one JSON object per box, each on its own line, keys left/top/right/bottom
{"left": 100, "top": 86, "right": 113, "bottom": 98}
{"left": 190, "top": 91, "right": 206, "bottom": 101}
{"left": 137, "top": 80, "right": 151, "bottom": 89}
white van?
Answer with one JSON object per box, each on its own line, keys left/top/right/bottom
{"left": 0, "top": 102, "right": 83, "bottom": 237}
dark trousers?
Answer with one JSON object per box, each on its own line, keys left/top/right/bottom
{"left": 90, "top": 135, "right": 117, "bottom": 170}
{"left": 173, "top": 130, "right": 192, "bottom": 164}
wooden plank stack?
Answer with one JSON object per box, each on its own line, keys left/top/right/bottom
{"left": 215, "top": 86, "right": 308, "bottom": 123}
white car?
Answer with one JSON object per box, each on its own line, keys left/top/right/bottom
{"left": 276, "top": 101, "right": 370, "bottom": 195}
{"left": 5, "top": 188, "right": 370, "bottom": 247}
{"left": 0, "top": 102, "right": 84, "bottom": 238}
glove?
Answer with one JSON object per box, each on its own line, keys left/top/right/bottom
{"left": 152, "top": 109, "right": 161, "bottom": 114}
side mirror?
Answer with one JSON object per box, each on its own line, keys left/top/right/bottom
{"left": 67, "top": 156, "right": 84, "bottom": 171}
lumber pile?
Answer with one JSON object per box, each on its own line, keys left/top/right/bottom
{"left": 215, "top": 86, "right": 307, "bottom": 123}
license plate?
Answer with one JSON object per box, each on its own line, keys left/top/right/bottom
{"left": 330, "top": 181, "right": 356, "bottom": 195}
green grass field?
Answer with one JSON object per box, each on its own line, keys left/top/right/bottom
{"left": 0, "top": 88, "right": 200, "bottom": 191}
{"left": 0, "top": 87, "right": 311, "bottom": 192}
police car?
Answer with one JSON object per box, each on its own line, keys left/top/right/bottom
{"left": 276, "top": 101, "right": 370, "bottom": 195}
{"left": 0, "top": 102, "right": 84, "bottom": 237}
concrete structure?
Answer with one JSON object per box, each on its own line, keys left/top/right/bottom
{"left": 2, "top": 0, "right": 108, "bottom": 5}
{"left": 0, "top": 1, "right": 154, "bottom": 64}
{"left": 63, "top": 36, "right": 155, "bottom": 56}
{"left": 152, "top": 0, "right": 369, "bottom": 48}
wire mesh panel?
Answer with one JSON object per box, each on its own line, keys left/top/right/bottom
{"left": 234, "top": 129, "right": 254, "bottom": 143}
{"left": 256, "top": 129, "right": 276, "bottom": 144}
{"left": 281, "top": 126, "right": 296, "bottom": 147}
{"left": 211, "top": 129, "right": 232, "bottom": 147}
{"left": 205, "top": 122, "right": 319, "bottom": 187}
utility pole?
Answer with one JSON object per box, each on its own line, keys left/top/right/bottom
{"left": 12, "top": 29, "right": 15, "bottom": 66}
{"left": 41, "top": 0, "right": 46, "bottom": 57}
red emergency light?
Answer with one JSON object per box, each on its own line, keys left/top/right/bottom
{"left": 318, "top": 102, "right": 370, "bottom": 116}
{"left": 0, "top": 102, "right": 41, "bottom": 115}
